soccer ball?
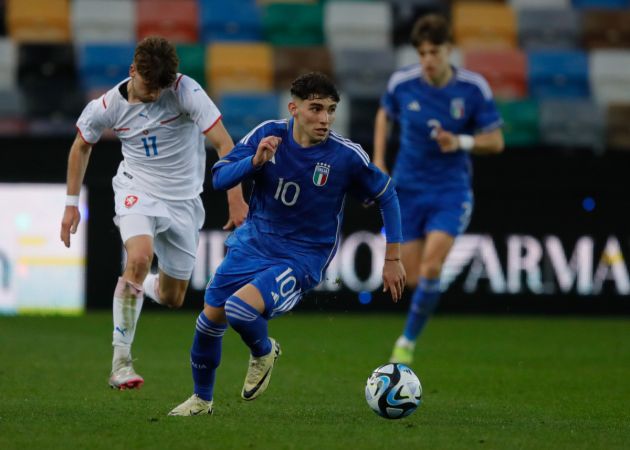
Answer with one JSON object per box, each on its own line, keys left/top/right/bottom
{"left": 365, "top": 363, "right": 422, "bottom": 419}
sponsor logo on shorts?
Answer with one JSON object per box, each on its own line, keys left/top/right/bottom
{"left": 124, "top": 195, "right": 139, "bottom": 208}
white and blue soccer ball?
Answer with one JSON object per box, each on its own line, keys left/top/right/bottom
{"left": 365, "top": 363, "right": 422, "bottom": 419}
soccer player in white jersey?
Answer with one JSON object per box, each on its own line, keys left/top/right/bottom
{"left": 59, "top": 37, "right": 248, "bottom": 390}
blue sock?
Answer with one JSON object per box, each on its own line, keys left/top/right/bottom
{"left": 402, "top": 277, "right": 441, "bottom": 342}
{"left": 191, "top": 312, "right": 227, "bottom": 401}
{"left": 224, "top": 295, "right": 271, "bottom": 357}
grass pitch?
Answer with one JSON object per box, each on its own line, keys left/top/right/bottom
{"left": 1, "top": 312, "right": 629, "bottom": 450}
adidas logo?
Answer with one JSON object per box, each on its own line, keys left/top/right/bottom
{"left": 407, "top": 101, "right": 421, "bottom": 111}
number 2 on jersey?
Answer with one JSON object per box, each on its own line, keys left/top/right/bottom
{"left": 141, "top": 136, "right": 158, "bottom": 156}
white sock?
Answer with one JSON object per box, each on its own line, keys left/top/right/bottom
{"left": 396, "top": 335, "right": 415, "bottom": 349}
{"left": 112, "top": 277, "right": 144, "bottom": 371}
{"left": 142, "top": 272, "right": 161, "bottom": 304}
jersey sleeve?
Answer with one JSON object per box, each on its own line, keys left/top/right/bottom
{"left": 380, "top": 77, "right": 401, "bottom": 120}
{"left": 470, "top": 77, "right": 503, "bottom": 133}
{"left": 175, "top": 74, "right": 222, "bottom": 134}
{"left": 348, "top": 146, "right": 392, "bottom": 204}
{"left": 76, "top": 94, "right": 112, "bottom": 144}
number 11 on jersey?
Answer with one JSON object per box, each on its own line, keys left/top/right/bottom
{"left": 142, "top": 136, "right": 158, "bottom": 156}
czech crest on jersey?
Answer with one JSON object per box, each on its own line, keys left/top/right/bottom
{"left": 450, "top": 98, "right": 465, "bottom": 119}
{"left": 313, "top": 162, "right": 330, "bottom": 187}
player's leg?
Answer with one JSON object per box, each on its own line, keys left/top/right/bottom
{"left": 226, "top": 283, "right": 281, "bottom": 401}
{"left": 110, "top": 215, "right": 156, "bottom": 389}
{"left": 169, "top": 304, "right": 226, "bottom": 416}
{"left": 144, "top": 197, "right": 202, "bottom": 308}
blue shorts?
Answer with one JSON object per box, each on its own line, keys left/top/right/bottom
{"left": 397, "top": 188, "right": 473, "bottom": 242}
{"left": 204, "top": 246, "right": 309, "bottom": 319}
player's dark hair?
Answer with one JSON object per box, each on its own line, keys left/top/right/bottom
{"left": 410, "top": 14, "right": 452, "bottom": 47}
{"left": 290, "top": 72, "right": 340, "bottom": 103}
{"left": 134, "top": 36, "right": 179, "bottom": 90}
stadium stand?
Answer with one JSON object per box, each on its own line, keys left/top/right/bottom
{"left": 0, "top": 0, "right": 628, "bottom": 152}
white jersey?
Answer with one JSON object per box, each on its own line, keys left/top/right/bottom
{"left": 76, "top": 74, "right": 222, "bottom": 200}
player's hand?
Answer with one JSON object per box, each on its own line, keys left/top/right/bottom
{"left": 252, "top": 136, "right": 282, "bottom": 167}
{"left": 224, "top": 196, "right": 248, "bottom": 230}
{"left": 382, "top": 259, "right": 406, "bottom": 303}
{"left": 433, "top": 127, "right": 459, "bottom": 153}
{"left": 60, "top": 206, "right": 81, "bottom": 248}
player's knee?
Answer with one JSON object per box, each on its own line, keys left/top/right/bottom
{"left": 125, "top": 253, "right": 152, "bottom": 278}
{"left": 224, "top": 296, "right": 259, "bottom": 327}
{"left": 420, "top": 262, "right": 442, "bottom": 280}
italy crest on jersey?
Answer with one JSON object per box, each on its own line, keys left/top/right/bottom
{"left": 450, "top": 98, "right": 465, "bottom": 119}
{"left": 313, "top": 162, "right": 330, "bottom": 187}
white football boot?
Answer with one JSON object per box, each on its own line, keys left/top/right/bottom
{"left": 241, "top": 337, "right": 281, "bottom": 401}
{"left": 109, "top": 359, "right": 144, "bottom": 390}
{"left": 168, "top": 394, "right": 213, "bottom": 416}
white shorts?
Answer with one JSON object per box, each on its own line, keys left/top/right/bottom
{"left": 112, "top": 174, "right": 205, "bottom": 280}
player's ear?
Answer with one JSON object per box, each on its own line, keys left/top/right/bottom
{"left": 288, "top": 101, "right": 298, "bottom": 117}
{"left": 129, "top": 64, "right": 136, "bottom": 78}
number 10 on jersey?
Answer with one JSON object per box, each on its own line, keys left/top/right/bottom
{"left": 141, "top": 136, "right": 158, "bottom": 156}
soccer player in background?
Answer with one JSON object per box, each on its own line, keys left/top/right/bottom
{"left": 59, "top": 37, "right": 248, "bottom": 390}
{"left": 373, "top": 15, "right": 504, "bottom": 365}
{"left": 169, "top": 72, "right": 406, "bottom": 416}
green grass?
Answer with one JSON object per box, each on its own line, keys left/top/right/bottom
{"left": 1, "top": 312, "right": 629, "bottom": 450}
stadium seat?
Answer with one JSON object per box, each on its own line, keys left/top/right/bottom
{"left": 452, "top": 2, "right": 517, "bottom": 49}
{"left": 273, "top": 47, "right": 333, "bottom": 89}
{"left": 589, "top": 50, "right": 630, "bottom": 106}
{"left": 207, "top": 43, "right": 273, "bottom": 96}
{"left": 219, "top": 93, "right": 279, "bottom": 141}
{"left": 72, "top": 0, "right": 135, "bottom": 44}
{"left": 77, "top": 44, "right": 135, "bottom": 91}
{"left": 136, "top": 0, "right": 197, "bottom": 43}
{"left": 572, "top": 0, "right": 630, "bottom": 8}
{"left": 325, "top": 1, "right": 391, "bottom": 50}
{"left": 540, "top": 99, "right": 605, "bottom": 152}
{"left": 509, "top": 0, "right": 570, "bottom": 8}
{"left": 496, "top": 99, "right": 539, "bottom": 147}
{"left": 200, "top": 0, "right": 262, "bottom": 43}
{"left": 606, "top": 103, "right": 630, "bottom": 150}
{"left": 263, "top": 2, "right": 323, "bottom": 46}
{"left": 463, "top": 49, "right": 527, "bottom": 99}
{"left": 390, "top": 0, "right": 450, "bottom": 47}
{"left": 6, "top": 0, "right": 71, "bottom": 43}
{"left": 333, "top": 49, "right": 395, "bottom": 99}
{"left": 517, "top": 8, "right": 580, "bottom": 49}
{"left": 176, "top": 44, "right": 206, "bottom": 89}
{"left": 582, "top": 10, "right": 630, "bottom": 49}
{"left": 395, "top": 45, "right": 462, "bottom": 69}
{"left": 527, "top": 50, "right": 590, "bottom": 99}
{"left": 0, "top": 38, "right": 16, "bottom": 89}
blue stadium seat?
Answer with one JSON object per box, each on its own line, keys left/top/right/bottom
{"left": 199, "top": 0, "right": 262, "bottom": 43}
{"left": 219, "top": 93, "right": 279, "bottom": 141}
{"left": 572, "top": 0, "right": 630, "bottom": 8}
{"left": 517, "top": 8, "right": 580, "bottom": 50}
{"left": 527, "top": 50, "right": 590, "bottom": 99}
{"left": 77, "top": 44, "right": 134, "bottom": 91}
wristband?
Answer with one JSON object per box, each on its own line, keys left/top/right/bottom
{"left": 458, "top": 134, "right": 475, "bottom": 152}
{"left": 65, "top": 195, "right": 80, "bottom": 207}
{"left": 385, "top": 258, "right": 400, "bottom": 262}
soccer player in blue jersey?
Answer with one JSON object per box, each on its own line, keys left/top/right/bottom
{"left": 169, "top": 72, "right": 406, "bottom": 416}
{"left": 373, "top": 15, "right": 504, "bottom": 365}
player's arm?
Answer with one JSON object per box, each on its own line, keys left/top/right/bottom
{"left": 204, "top": 120, "right": 249, "bottom": 230}
{"left": 212, "top": 136, "right": 282, "bottom": 191}
{"left": 374, "top": 180, "right": 406, "bottom": 302}
{"left": 373, "top": 107, "right": 391, "bottom": 174}
{"left": 435, "top": 127, "right": 504, "bottom": 154}
{"left": 60, "top": 133, "right": 92, "bottom": 248}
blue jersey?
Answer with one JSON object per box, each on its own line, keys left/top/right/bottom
{"left": 212, "top": 118, "right": 400, "bottom": 286}
{"left": 381, "top": 65, "right": 502, "bottom": 192}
